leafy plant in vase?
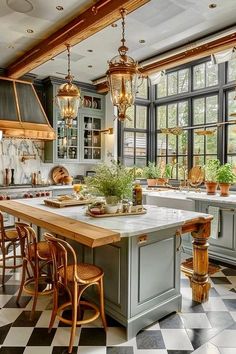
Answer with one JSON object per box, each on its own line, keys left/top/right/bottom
{"left": 216, "top": 163, "right": 236, "bottom": 197}
{"left": 157, "top": 163, "right": 172, "bottom": 186}
{"left": 85, "top": 161, "right": 133, "bottom": 213}
{"left": 204, "top": 159, "right": 220, "bottom": 195}
{"left": 142, "top": 162, "right": 160, "bottom": 187}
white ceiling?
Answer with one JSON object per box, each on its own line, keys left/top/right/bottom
{"left": 1, "top": 0, "right": 236, "bottom": 83}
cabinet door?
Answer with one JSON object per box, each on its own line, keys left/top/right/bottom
{"left": 56, "top": 118, "right": 79, "bottom": 161}
{"left": 198, "top": 202, "right": 236, "bottom": 250}
{"left": 82, "top": 114, "right": 103, "bottom": 162}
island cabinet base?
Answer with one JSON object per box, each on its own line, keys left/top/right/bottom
{"left": 183, "top": 200, "right": 236, "bottom": 267}
{"left": 81, "top": 227, "right": 182, "bottom": 339}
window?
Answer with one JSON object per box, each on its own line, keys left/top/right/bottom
{"left": 123, "top": 105, "right": 148, "bottom": 167}
{"left": 156, "top": 68, "right": 189, "bottom": 98}
{"left": 136, "top": 78, "right": 148, "bottom": 99}
{"left": 119, "top": 57, "right": 236, "bottom": 180}
{"left": 156, "top": 101, "right": 188, "bottom": 178}
{"left": 193, "top": 61, "right": 218, "bottom": 90}
{"left": 227, "top": 90, "right": 236, "bottom": 174}
{"left": 227, "top": 58, "right": 236, "bottom": 82}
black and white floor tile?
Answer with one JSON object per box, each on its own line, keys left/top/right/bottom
{"left": 1, "top": 260, "right": 236, "bottom": 354}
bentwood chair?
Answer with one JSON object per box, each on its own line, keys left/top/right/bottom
{"left": 15, "top": 223, "right": 53, "bottom": 318}
{"left": 0, "top": 211, "right": 22, "bottom": 286}
{"left": 44, "top": 233, "right": 107, "bottom": 354}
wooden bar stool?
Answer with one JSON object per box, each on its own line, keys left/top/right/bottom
{"left": 44, "top": 233, "right": 107, "bottom": 354}
{"left": 15, "top": 223, "right": 53, "bottom": 319}
{"left": 0, "top": 211, "right": 23, "bottom": 286}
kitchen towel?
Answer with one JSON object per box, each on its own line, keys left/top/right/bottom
{"left": 208, "top": 206, "right": 220, "bottom": 239}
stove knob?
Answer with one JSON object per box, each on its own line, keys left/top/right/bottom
{"left": 23, "top": 193, "right": 29, "bottom": 198}
{"left": 6, "top": 196, "right": 11, "bottom": 200}
{"left": 45, "top": 192, "right": 50, "bottom": 196}
{"left": 36, "top": 192, "right": 40, "bottom": 197}
{"left": 41, "top": 192, "right": 45, "bottom": 197}
{"left": 29, "top": 194, "right": 33, "bottom": 198}
{"left": 0, "top": 195, "right": 4, "bottom": 200}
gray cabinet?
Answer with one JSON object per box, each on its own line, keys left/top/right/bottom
{"left": 80, "top": 227, "right": 181, "bottom": 339}
{"left": 184, "top": 200, "right": 236, "bottom": 265}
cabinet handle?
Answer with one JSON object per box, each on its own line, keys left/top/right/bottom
{"left": 138, "top": 235, "right": 148, "bottom": 244}
{"left": 219, "top": 208, "right": 235, "bottom": 212}
{"left": 176, "top": 230, "right": 182, "bottom": 251}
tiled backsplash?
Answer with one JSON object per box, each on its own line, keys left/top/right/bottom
{"left": 0, "top": 139, "right": 94, "bottom": 185}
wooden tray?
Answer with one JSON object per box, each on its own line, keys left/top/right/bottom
{"left": 86, "top": 209, "right": 147, "bottom": 218}
{"left": 44, "top": 198, "right": 91, "bottom": 208}
{"left": 51, "top": 166, "right": 69, "bottom": 184}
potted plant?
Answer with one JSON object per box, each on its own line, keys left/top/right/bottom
{"left": 85, "top": 161, "right": 133, "bottom": 213}
{"left": 204, "top": 159, "right": 220, "bottom": 195}
{"left": 216, "top": 163, "right": 235, "bottom": 196}
{"left": 142, "top": 162, "right": 160, "bottom": 187}
{"left": 157, "top": 163, "right": 172, "bottom": 186}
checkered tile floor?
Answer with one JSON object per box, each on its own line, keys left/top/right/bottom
{"left": 1, "top": 260, "right": 236, "bottom": 354}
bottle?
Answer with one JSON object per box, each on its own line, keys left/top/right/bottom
{"left": 132, "top": 180, "right": 142, "bottom": 206}
{"left": 37, "top": 171, "right": 41, "bottom": 185}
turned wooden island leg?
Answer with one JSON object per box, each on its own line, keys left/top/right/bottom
{"left": 191, "top": 221, "right": 211, "bottom": 303}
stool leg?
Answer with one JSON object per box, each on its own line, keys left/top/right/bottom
{"left": 13, "top": 242, "right": 16, "bottom": 268}
{"left": 99, "top": 277, "right": 107, "bottom": 331}
{"left": 1, "top": 246, "right": 6, "bottom": 286}
{"left": 17, "top": 259, "right": 27, "bottom": 304}
{"left": 68, "top": 283, "right": 78, "bottom": 354}
{"left": 30, "top": 265, "right": 39, "bottom": 319}
{"left": 48, "top": 286, "right": 58, "bottom": 333}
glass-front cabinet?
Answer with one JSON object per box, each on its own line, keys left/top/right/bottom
{"left": 45, "top": 82, "right": 105, "bottom": 163}
{"left": 57, "top": 119, "right": 78, "bottom": 160}
{"left": 82, "top": 115, "right": 102, "bottom": 161}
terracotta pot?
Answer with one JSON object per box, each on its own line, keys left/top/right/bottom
{"left": 205, "top": 181, "right": 218, "bottom": 195}
{"left": 219, "top": 183, "right": 230, "bottom": 197}
{"left": 156, "top": 178, "right": 168, "bottom": 186}
{"left": 147, "top": 179, "right": 157, "bottom": 187}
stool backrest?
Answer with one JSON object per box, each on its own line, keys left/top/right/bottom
{"left": 44, "top": 233, "right": 81, "bottom": 286}
{"left": 15, "top": 222, "right": 37, "bottom": 262}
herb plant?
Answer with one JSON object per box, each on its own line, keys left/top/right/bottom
{"left": 204, "top": 159, "right": 220, "bottom": 182}
{"left": 216, "top": 163, "right": 236, "bottom": 184}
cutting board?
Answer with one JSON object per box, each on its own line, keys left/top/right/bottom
{"left": 51, "top": 166, "right": 69, "bottom": 184}
{"left": 44, "top": 198, "right": 91, "bottom": 208}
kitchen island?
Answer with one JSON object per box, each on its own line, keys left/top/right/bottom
{"left": 0, "top": 198, "right": 212, "bottom": 339}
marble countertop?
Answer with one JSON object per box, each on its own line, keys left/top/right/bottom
{"left": 15, "top": 198, "right": 211, "bottom": 237}
{"left": 143, "top": 189, "right": 236, "bottom": 206}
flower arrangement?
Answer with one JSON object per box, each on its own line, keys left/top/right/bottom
{"left": 85, "top": 161, "right": 133, "bottom": 203}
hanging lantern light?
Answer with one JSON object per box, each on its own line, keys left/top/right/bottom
{"left": 106, "top": 8, "right": 141, "bottom": 122}
{"left": 56, "top": 44, "right": 81, "bottom": 128}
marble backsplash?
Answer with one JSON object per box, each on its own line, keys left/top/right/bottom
{"left": 0, "top": 138, "right": 94, "bottom": 186}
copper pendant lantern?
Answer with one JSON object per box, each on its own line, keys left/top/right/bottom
{"left": 56, "top": 44, "right": 81, "bottom": 128}
{"left": 106, "top": 9, "right": 141, "bottom": 122}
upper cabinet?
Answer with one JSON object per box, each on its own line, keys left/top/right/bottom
{"left": 44, "top": 80, "right": 105, "bottom": 164}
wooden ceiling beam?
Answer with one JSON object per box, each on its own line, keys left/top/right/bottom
{"left": 6, "top": 0, "right": 150, "bottom": 79}
{"left": 142, "top": 32, "right": 236, "bottom": 75}
{"left": 95, "top": 30, "right": 236, "bottom": 92}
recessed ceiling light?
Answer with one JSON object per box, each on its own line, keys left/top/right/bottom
{"left": 26, "top": 28, "right": 34, "bottom": 33}
{"left": 111, "top": 23, "right": 117, "bottom": 28}
{"left": 88, "top": 65, "right": 93, "bottom": 68}
{"left": 56, "top": 5, "right": 64, "bottom": 11}
{"left": 139, "top": 39, "right": 146, "bottom": 44}
{"left": 6, "top": 0, "right": 33, "bottom": 13}
{"left": 87, "top": 49, "right": 93, "bottom": 53}
{"left": 7, "top": 44, "right": 15, "bottom": 49}
{"left": 209, "top": 3, "right": 217, "bottom": 8}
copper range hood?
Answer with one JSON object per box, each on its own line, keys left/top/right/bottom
{"left": 0, "top": 77, "right": 55, "bottom": 140}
